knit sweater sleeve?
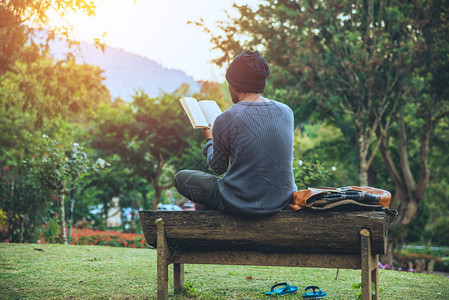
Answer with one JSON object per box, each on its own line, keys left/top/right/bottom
{"left": 201, "top": 114, "right": 231, "bottom": 175}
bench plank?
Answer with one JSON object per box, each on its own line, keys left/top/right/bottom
{"left": 173, "top": 250, "right": 362, "bottom": 269}
{"left": 139, "top": 210, "right": 389, "bottom": 254}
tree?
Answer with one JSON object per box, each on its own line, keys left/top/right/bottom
{"left": 1, "top": 0, "right": 109, "bottom": 141}
{"left": 0, "top": 0, "right": 112, "bottom": 243}
{"left": 26, "top": 136, "right": 104, "bottom": 244}
{"left": 0, "top": 55, "right": 109, "bottom": 243}
{"left": 0, "top": 147, "right": 51, "bottom": 243}
{"left": 193, "top": 80, "right": 231, "bottom": 109}
{"left": 73, "top": 158, "right": 149, "bottom": 231}
{"left": 421, "top": 117, "right": 449, "bottom": 246}
{"left": 92, "top": 87, "right": 199, "bottom": 210}
{"left": 197, "top": 0, "right": 420, "bottom": 186}
{"left": 293, "top": 122, "right": 359, "bottom": 187}
{"left": 372, "top": 0, "right": 449, "bottom": 261}
{"left": 200, "top": 0, "right": 449, "bottom": 261}
{"left": 0, "top": 56, "right": 111, "bottom": 167}
{"left": 0, "top": 0, "right": 99, "bottom": 74}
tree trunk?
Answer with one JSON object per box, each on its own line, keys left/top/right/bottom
{"left": 358, "top": 132, "right": 370, "bottom": 186}
{"left": 151, "top": 187, "right": 162, "bottom": 211}
{"left": 382, "top": 236, "right": 395, "bottom": 266}
{"left": 58, "top": 192, "right": 68, "bottom": 244}
{"left": 359, "top": 159, "right": 369, "bottom": 186}
{"left": 149, "top": 154, "right": 174, "bottom": 210}
{"left": 377, "top": 114, "right": 434, "bottom": 265}
{"left": 101, "top": 198, "right": 109, "bottom": 229}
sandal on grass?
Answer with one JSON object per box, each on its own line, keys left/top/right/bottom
{"left": 302, "top": 286, "right": 327, "bottom": 299}
{"left": 265, "top": 282, "right": 298, "bottom": 296}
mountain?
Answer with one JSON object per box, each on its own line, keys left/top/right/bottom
{"left": 49, "top": 40, "right": 200, "bottom": 101}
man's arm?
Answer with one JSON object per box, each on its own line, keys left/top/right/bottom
{"left": 202, "top": 117, "right": 230, "bottom": 175}
{"left": 203, "top": 127, "right": 213, "bottom": 140}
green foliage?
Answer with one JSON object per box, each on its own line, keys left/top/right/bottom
{"left": 193, "top": 81, "right": 231, "bottom": 110}
{"left": 0, "top": 0, "right": 98, "bottom": 74}
{"left": 351, "top": 282, "right": 362, "bottom": 299}
{"left": 38, "top": 215, "right": 61, "bottom": 244}
{"left": 70, "top": 160, "right": 137, "bottom": 229}
{"left": 181, "top": 281, "right": 203, "bottom": 298}
{"left": 27, "top": 136, "right": 100, "bottom": 194}
{"left": 92, "top": 94, "right": 175, "bottom": 209}
{"left": 91, "top": 84, "right": 223, "bottom": 209}
{"left": 293, "top": 160, "right": 335, "bottom": 190}
{"left": 2, "top": 0, "right": 448, "bottom": 252}
{"left": 0, "top": 21, "right": 112, "bottom": 241}
{"left": 23, "top": 135, "right": 106, "bottom": 243}
{"left": 442, "top": 257, "right": 449, "bottom": 271}
{"left": 171, "top": 139, "right": 211, "bottom": 174}
{"left": 0, "top": 147, "right": 52, "bottom": 243}
{"left": 424, "top": 217, "right": 449, "bottom": 247}
{"left": 202, "top": 0, "right": 449, "bottom": 249}
{"left": 0, "top": 58, "right": 110, "bottom": 132}
{"left": 351, "top": 282, "right": 382, "bottom": 299}
{"left": 293, "top": 124, "right": 359, "bottom": 187}
{"left": 405, "top": 201, "right": 430, "bottom": 244}
{"left": 201, "top": 0, "right": 434, "bottom": 187}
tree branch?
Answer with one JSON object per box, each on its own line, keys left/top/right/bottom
{"left": 376, "top": 125, "right": 402, "bottom": 187}
{"left": 397, "top": 116, "right": 416, "bottom": 191}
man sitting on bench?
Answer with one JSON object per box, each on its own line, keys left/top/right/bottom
{"left": 174, "top": 50, "right": 297, "bottom": 215}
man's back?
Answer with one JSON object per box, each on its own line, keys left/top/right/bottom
{"left": 203, "top": 100, "right": 296, "bottom": 215}
{"left": 175, "top": 50, "right": 297, "bottom": 215}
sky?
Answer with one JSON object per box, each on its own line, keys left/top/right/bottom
{"left": 48, "top": 0, "right": 260, "bottom": 82}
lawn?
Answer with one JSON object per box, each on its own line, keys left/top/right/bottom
{"left": 1, "top": 243, "right": 448, "bottom": 299}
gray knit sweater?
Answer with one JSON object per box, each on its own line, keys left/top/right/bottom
{"left": 202, "top": 100, "right": 297, "bottom": 215}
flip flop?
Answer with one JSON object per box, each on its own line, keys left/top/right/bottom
{"left": 302, "top": 286, "right": 327, "bottom": 299}
{"left": 265, "top": 282, "right": 298, "bottom": 296}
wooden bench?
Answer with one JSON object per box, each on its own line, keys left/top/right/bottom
{"left": 139, "top": 210, "right": 392, "bottom": 300}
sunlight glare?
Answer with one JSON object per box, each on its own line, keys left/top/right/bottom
{"left": 46, "top": 0, "right": 260, "bottom": 81}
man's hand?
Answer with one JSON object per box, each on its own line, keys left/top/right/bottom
{"left": 203, "top": 126, "right": 213, "bottom": 140}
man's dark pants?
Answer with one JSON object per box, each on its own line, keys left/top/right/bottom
{"left": 174, "top": 170, "right": 226, "bottom": 210}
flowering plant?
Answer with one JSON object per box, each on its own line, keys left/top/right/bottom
{"left": 39, "top": 227, "right": 149, "bottom": 248}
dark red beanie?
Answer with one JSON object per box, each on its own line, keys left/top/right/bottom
{"left": 225, "top": 50, "right": 270, "bottom": 93}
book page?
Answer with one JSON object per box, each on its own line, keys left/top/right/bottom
{"left": 179, "top": 97, "right": 209, "bottom": 128}
{"left": 198, "top": 100, "right": 222, "bottom": 128}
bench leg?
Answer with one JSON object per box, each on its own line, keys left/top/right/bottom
{"left": 360, "top": 229, "right": 372, "bottom": 300}
{"left": 156, "top": 218, "right": 170, "bottom": 300}
{"left": 174, "top": 263, "right": 184, "bottom": 294}
{"left": 372, "top": 255, "right": 379, "bottom": 300}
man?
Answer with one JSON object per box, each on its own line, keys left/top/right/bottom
{"left": 174, "top": 50, "right": 296, "bottom": 215}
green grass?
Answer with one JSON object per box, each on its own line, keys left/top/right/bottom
{"left": 1, "top": 243, "right": 448, "bottom": 299}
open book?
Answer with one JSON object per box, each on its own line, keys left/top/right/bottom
{"left": 179, "top": 97, "right": 222, "bottom": 129}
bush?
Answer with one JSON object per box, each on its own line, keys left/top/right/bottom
{"left": 441, "top": 257, "right": 449, "bottom": 272}
{"left": 424, "top": 217, "right": 449, "bottom": 246}
{"left": 39, "top": 227, "right": 149, "bottom": 248}
{"left": 38, "top": 216, "right": 61, "bottom": 244}
{"left": 389, "top": 248, "right": 449, "bottom": 273}
{"left": 293, "top": 160, "right": 335, "bottom": 190}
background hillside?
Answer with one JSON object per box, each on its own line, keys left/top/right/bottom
{"left": 50, "top": 39, "right": 200, "bottom": 100}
